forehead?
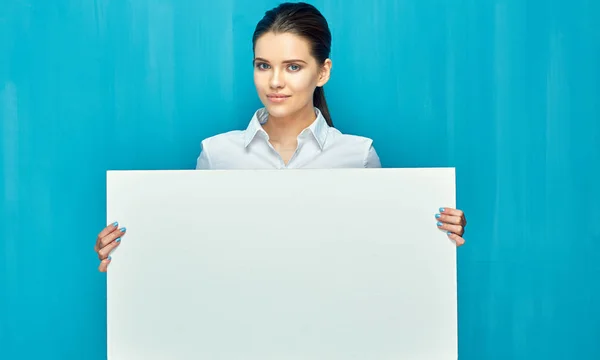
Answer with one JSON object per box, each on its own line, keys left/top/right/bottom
{"left": 254, "top": 32, "right": 313, "bottom": 61}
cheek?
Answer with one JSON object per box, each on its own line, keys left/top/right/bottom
{"left": 287, "top": 72, "right": 317, "bottom": 94}
{"left": 253, "top": 71, "right": 266, "bottom": 89}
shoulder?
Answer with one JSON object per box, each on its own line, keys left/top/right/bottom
{"left": 325, "top": 128, "right": 381, "bottom": 168}
{"left": 200, "top": 130, "right": 245, "bottom": 149}
{"left": 326, "top": 127, "right": 375, "bottom": 149}
{"left": 195, "top": 130, "right": 246, "bottom": 169}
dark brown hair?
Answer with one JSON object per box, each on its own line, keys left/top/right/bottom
{"left": 252, "top": 2, "right": 334, "bottom": 127}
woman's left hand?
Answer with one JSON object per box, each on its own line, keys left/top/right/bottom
{"left": 435, "top": 207, "right": 467, "bottom": 246}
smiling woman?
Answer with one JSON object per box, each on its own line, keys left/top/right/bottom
{"left": 93, "top": 1, "right": 468, "bottom": 272}
{"left": 253, "top": 31, "right": 333, "bottom": 163}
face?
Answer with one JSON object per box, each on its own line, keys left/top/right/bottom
{"left": 253, "top": 32, "right": 331, "bottom": 119}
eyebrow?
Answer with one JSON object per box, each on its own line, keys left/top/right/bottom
{"left": 253, "top": 57, "right": 308, "bottom": 64}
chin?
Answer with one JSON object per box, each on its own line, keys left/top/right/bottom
{"left": 263, "top": 104, "right": 296, "bottom": 119}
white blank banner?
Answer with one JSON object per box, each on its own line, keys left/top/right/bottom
{"left": 106, "top": 168, "right": 457, "bottom": 360}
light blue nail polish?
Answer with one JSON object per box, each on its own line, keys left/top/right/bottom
{"left": 437, "top": 222, "right": 442, "bottom": 227}
{"left": 435, "top": 214, "right": 441, "bottom": 219}
{"left": 439, "top": 207, "right": 445, "bottom": 213}
{"left": 112, "top": 221, "right": 118, "bottom": 227}
{"left": 119, "top": 227, "right": 126, "bottom": 232}
{"left": 447, "top": 231, "right": 452, "bottom": 235}
{"left": 108, "top": 256, "right": 112, "bottom": 261}
{"left": 115, "top": 237, "right": 121, "bottom": 243}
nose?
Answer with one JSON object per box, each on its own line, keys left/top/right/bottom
{"left": 269, "top": 68, "right": 284, "bottom": 89}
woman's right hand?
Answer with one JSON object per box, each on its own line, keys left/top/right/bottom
{"left": 95, "top": 222, "right": 126, "bottom": 272}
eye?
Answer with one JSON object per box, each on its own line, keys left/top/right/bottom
{"left": 288, "top": 64, "right": 301, "bottom": 71}
{"left": 255, "top": 62, "right": 270, "bottom": 70}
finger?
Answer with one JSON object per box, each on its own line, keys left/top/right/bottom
{"left": 435, "top": 213, "right": 462, "bottom": 225}
{"left": 436, "top": 221, "right": 464, "bottom": 236}
{"left": 98, "top": 221, "right": 120, "bottom": 239}
{"left": 98, "top": 256, "right": 112, "bottom": 272}
{"left": 95, "top": 222, "right": 120, "bottom": 251}
{"left": 99, "top": 227, "right": 126, "bottom": 250}
{"left": 98, "top": 237, "right": 122, "bottom": 260}
{"left": 439, "top": 207, "right": 466, "bottom": 226}
{"left": 439, "top": 207, "right": 464, "bottom": 218}
{"left": 448, "top": 233, "right": 466, "bottom": 247}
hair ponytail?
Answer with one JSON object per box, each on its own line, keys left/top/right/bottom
{"left": 313, "top": 86, "right": 333, "bottom": 127}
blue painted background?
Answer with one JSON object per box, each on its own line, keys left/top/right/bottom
{"left": 1, "top": 0, "right": 599, "bottom": 359}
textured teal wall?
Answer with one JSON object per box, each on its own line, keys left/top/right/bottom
{"left": 1, "top": 1, "right": 599, "bottom": 359}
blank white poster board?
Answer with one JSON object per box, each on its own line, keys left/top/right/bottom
{"left": 106, "top": 168, "right": 457, "bottom": 360}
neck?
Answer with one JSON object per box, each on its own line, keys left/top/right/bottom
{"left": 263, "top": 105, "right": 316, "bottom": 147}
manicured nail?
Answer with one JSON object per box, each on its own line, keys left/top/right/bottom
{"left": 435, "top": 214, "right": 441, "bottom": 219}
{"left": 112, "top": 221, "right": 118, "bottom": 227}
{"left": 115, "top": 237, "right": 121, "bottom": 243}
{"left": 447, "top": 231, "right": 452, "bottom": 235}
{"left": 437, "top": 222, "right": 443, "bottom": 227}
{"left": 119, "top": 227, "right": 126, "bottom": 233}
{"left": 108, "top": 256, "right": 112, "bottom": 261}
{"left": 439, "top": 207, "right": 445, "bottom": 213}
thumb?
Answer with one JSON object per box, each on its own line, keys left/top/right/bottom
{"left": 98, "top": 256, "right": 111, "bottom": 272}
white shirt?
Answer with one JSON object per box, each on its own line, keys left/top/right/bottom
{"left": 195, "top": 108, "right": 382, "bottom": 169}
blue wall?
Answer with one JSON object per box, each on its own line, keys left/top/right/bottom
{"left": 1, "top": 0, "right": 599, "bottom": 359}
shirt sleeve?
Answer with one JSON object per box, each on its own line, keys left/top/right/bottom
{"left": 364, "top": 143, "right": 382, "bottom": 168}
{"left": 195, "top": 141, "right": 212, "bottom": 169}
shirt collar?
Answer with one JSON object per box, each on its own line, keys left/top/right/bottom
{"left": 243, "top": 108, "right": 269, "bottom": 148}
{"left": 243, "top": 107, "right": 329, "bottom": 149}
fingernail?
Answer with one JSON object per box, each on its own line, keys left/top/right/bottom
{"left": 112, "top": 221, "right": 118, "bottom": 227}
{"left": 115, "top": 237, "right": 121, "bottom": 243}
{"left": 447, "top": 231, "right": 452, "bottom": 235}
{"left": 108, "top": 256, "right": 112, "bottom": 261}
{"left": 437, "top": 222, "right": 443, "bottom": 227}
{"left": 119, "top": 227, "right": 126, "bottom": 233}
{"left": 435, "top": 214, "right": 441, "bottom": 219}
{"left": 439, "top": 207, "right": 445, "bottom": 213}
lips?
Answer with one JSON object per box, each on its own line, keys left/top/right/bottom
{"left": 266, "top": 94, "right": 291, "bottom": 103}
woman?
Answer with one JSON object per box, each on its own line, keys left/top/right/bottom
{"left": 94, "top": 2, "right": 467, "bottom": 272}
